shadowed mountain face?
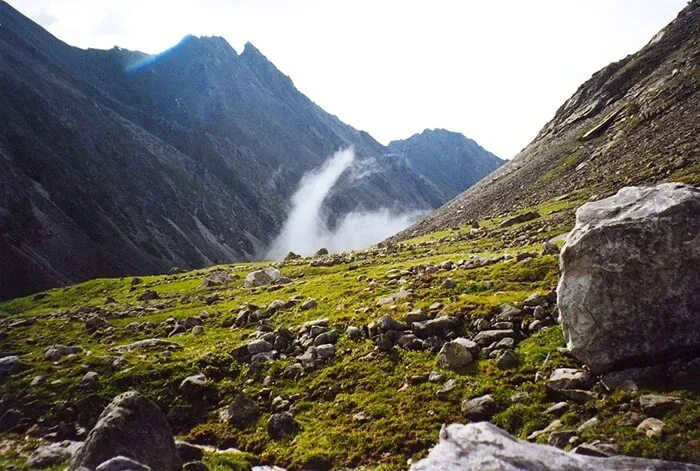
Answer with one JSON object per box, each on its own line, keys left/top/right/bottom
{"left": 0, "top": 1, "right": 502, "bottom": 300}
{"left": 388, "top": 129, "right": 505, "bottom": 201}
{"left": 396, "top": 1, "right": 700, "bottom": 240}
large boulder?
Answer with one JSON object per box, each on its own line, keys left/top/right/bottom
{"left": 67, "top": 391, "right": 181, "bottom": 471}
{"left": 410, "top": 422, "right": 700, "bottom": 470}
{"left": 558, "top": 184, "right": 700, "bottom": 374}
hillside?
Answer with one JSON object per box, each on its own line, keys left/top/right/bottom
{"left": 1, "top": 192, "right": 698, "bottom": 470}
{"left": 388, "top": 129, "right": 504, "bottom": 201}
{"left": 1, "top": 1, "right": 475, "bottom": 301}
{"left": 396, "top": 1, "right": 700, "bottom": 240}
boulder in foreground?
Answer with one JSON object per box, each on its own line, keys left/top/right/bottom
{"left": 558, "top": 183, "right": 700, "bottom": 374}
{"left": 67, "top": 390, "right": 181, "bottom": 471}
{"left": 410, "top": 422, "right": 700, "bottom": 470}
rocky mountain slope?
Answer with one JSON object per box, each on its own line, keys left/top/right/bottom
{"left": 1, "top": 183, "right": 698, "bottom": 470}
{"left": 388, "top": 129, "right": 504, "bottom": 201}
{"left": 397, "top": 1, "right": 700, "bottom": 240}
{"left": 0, "top": 1, "right": 500, "bottom": 301}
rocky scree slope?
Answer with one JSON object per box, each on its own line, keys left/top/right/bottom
{"left": 387, "top": 128, "right": 505, "bottom": 201}
{"left": 1, "top": 184, "right": 699, "bottom": 470}
{"left": 0, "top": 1, "right": 500, "bottom": 301}
{"left": 397, "top": 0, "right": 700, "bottom": 240}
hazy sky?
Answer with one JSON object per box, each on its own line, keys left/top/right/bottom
{"left": 8, "top": 0, "right": 687, "bottom": 158}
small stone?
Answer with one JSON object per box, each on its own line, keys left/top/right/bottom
{"left": 346, "top": 326, "right": 362, "bottom": 340}
{"left": 428, "top": 372, "right": 445, "bottom": 383}
{"left": 461, "top": 394, "right": 497, "bottom": 421}
{"left": 316, "top": 344, "right": 336, "bottom": 359}
{"left": 546, "top": 368, "right": 592, "bottom": 391}
{"left": 544, "top": 402, "right": 569, "bottom": 416}
{"left": 639, "top": 395, "right": 684, "bottom": 418}
{"left": 496, "top": 350, "right": 521, "bottom": 370}
{"left": 27, "top": 440, "right": 81, "bottom": 468}
{"left": 577, "top": 417, "right": 598, "bottom": 433}
{"left": 637, "top": 417, "right": 665, "bottom": 437}
{"left": 441, "top": 278, "right": 456, "bottom": 289}
{"left": 300, "top": 298, "right": 317, "bottom": 310}
{"left": 437, "top": 340, "right": 474, "bottom": 372}
{"left": 548, "top": 430, "right": 577, "bottom": 448}
{"left": 267, "top": 412, "right": 299, "bottom": 439}
{"left": 436, "top": 379, "right": 457, "bottom": 399}
{"left": 225, "top": 394, "right": 259, "bottom": 429}
{"left": 78, "top": 371, "right": 99, "bottom": 388}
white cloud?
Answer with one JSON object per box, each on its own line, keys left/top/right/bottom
{"left": 7, "top": 0, "right": 687, "bottom": 158}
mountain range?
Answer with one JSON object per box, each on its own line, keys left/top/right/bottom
{"left": 0, "top": 0, "right": 503, "bottom": 300}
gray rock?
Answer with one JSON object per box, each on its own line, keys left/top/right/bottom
{"left": 247, "top": 339, "right": 273, "bottom": 355}
{"left": 27, "top": 440, "right": 81, "bottom": 469}
{"left": 500, "top": 211, "right": 541, "bottom": 228}
{"left": 313, "top": 330, "right": 339, "bottom": 346}
{"left": 413, "top": 316, "right": 460, "bottom": 339}
{"left": 316, "top": 344, "right": 336, "bottom": 359}
{"left": 639, "top": 394, "right": 684, "bottom": 418}
{"left": 95, "top": 456, "right": 152, "bottom": 471}
{"left": 376, "top": 314, "right": 409, "bottom": 332}
{"left": 436, "top": 379, "right": 457, "bottom": 399}
{"left": 85, "top": 316, "right": 110, "bottom": 333}
{"left": 548, "top": 430, "right": 577, "bottom": 448}
{"left": 67, "top": 391, "right": 181, "bottom": 471}
{"left": 546, "top": 368, "right": 592, "bottom": 391}
{"left": 267, "top": 412, "right": 299, "bottom": 439}
{"left": 473, "top": 329, "right": 515, "bottom": 347}
{"left": 300, "top": 298, "right": 317, "bottom": 310}
{"left": 244, "top": 267, "right": 282, "bottom": 288}
{"left": 437, "top": 340, "right": 473, "bottom": 372}
{"left": 495, "top": 350, "right": 521, "bottom": 369}
{"left": 637, "top": 417, "right": 665, "bottom": 437}
{"left": 460, "top": 394, "right": 497, "bottom": 421}
{"left": 44, "top": 345, "right": 83, "bottom": 361}
{"left": 179, "top": 374, "right": 208, "bottom": 401}
{"left": 224, "top": 394, "right": 259, "bottom": 429}
{"left": 0, "top": 355, "right": 25, "bottom": 380}
{"left": 78, "top": 371, "right": 99, "bottom": 388}
{"left": 346, "top": 326, "right": 362, "bottom": 341}
{"left": 558, "top": 184, "right": 700, "bottom": 374}
{"left": 542, "top": 241, "right": 560, "bottom": 255}
{"left": 411, "top": 422, "right": 700, "bottom": 470}
{"left": 175, "top": 441, "right": 203, "bottom": 462}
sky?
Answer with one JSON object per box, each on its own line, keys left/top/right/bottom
{"left": 8, "top": 0, "right": 688, "bottom": 159}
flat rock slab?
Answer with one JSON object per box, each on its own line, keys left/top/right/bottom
{"left": 410, "top": 422, "right": 700, "bottom": 470}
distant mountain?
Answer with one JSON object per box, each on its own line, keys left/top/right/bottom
{"left": 397, "top": 1, "right": 700, "bottom": 239}
{"left": 388, "top": 129, "right": 504, "bottom": 200}
{"left": 1, "top": 1, "right": 455, "bottom": 299}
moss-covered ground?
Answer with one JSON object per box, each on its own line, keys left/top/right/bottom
{"left": 1, "top": 197, "right": 698, "bottom": 470}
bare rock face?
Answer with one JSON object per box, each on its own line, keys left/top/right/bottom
{"left": 410, "top": 422, "right": 700, "bottom": 470}
{"left": 67, "top": 391, "right": 181, "bottom": 471}
{"left": 558, "top": 183, "right": 700, "bottom": 374}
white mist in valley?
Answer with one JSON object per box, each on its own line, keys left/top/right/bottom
{"left": 266, "top": 148, "right": 424, "bottom": 259}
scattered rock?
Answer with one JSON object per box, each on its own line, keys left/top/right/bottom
{"left": 460, "top": 394, "right": 497, "bottom": 421}
{"left": 437, "top": 340, "right": 473, "bottom": 372}
{"left": 27, "top": 440, "right": 81, "bottom": 469}
{"left": 639, "top": 394, "right": 684, "bottom": 418}
{"left": 224, "top": 394, "right": 259, "bottom": 429}
{"left": 175, "top": 441, "right": 203, "bottom": 463}
{"left": 546, "top": 368, "right": 592, "bottom": 391}
{"left": 95, "top": 456, "right": 152, "bottom": 471}
{"left": 0, "top": 355, "right": 25, "bottom": 380}
{"left": 201, "top": 270, "right": 231, "bottom": 288}
{"left": 244, "top": 267, "right": 282, "bottom": 288}
{"left": 300, "top": 298, "right": 317, "bottom": 310}
{"left": 44, "top": 345, "right": 83, "bottom": 361}
{"left": 558, "top": 184, "right": 700, "bottom": 374}
{"left": 267, "top": 412, "right": 299, "bottom": 439}
{"left": 78, "top": 371, "right": 99, "bottom": 388}
{"left": 495, "top": 350, "right": 521, "bottom": 369}
{"left": 499, "top": 211, "right": 541, "bottom": 228}
{"left": 637, "top": 417, "right": 665, "bottom": 438}
{"left": 67, "top": 391, "right": 182, "bottom": 471}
